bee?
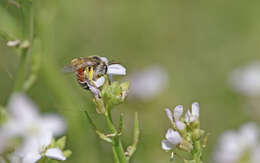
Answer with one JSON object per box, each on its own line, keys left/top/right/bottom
{"left": 63, "top": 56, "right": 108, "bottom": 90}
{"left": 63, "top": 56, "right": 126, "bottom": 98}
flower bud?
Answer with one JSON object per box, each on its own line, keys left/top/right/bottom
{"left": 192, "top": 129, "right": 201, "bottom": 140}
{"left": 179, "top": 139, "right": 193, "bottom": 152}
{"left": 190, "top": 119, "right": 200, "bottom": 129}
{"left": 120, "top": 81, "right": 130, "bottom": 101}
{"left": 93, "top": 97, "right": 106, "bottom": 114}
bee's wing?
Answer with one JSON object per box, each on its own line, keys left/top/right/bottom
{"left": 62, "top": 64, "right": 77, "bottom": 73}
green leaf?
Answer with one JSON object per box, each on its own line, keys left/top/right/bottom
{"left": 56, "top": 136, "right": 66, "bottom": 150}
{"left": 63, "top": 150, "right": 72, "bottom": 158}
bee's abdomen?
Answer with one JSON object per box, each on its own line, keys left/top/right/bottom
{"left": 76, "top": 68, "right": 89, "bottom": 89}
{"left": 76, "top": 68, "right": 85, "bottom": 82}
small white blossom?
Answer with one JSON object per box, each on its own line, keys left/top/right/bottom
{"left": 129, "top": 66, "right": 168, "bottom": 101}
{"left": 165, "top": 105, "right": 186, "bottom": 130}
{"left": 161, "top": 128, "right": 182, "bottom": 151}
{"left": 185, "top": 102, "right": 200, "bottom": 123}
{"left": 214, "top": 122, "right": 259, "bottom": 163}
{"left": 0, "top": 93, "right": 66, "bottom": 154}
{"left": 229, "top": 62, "right": 260, "bottom": 96}
{"left": 11, "top": 131, "right": 66, "bottom": 163}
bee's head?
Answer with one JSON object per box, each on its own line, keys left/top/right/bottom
{"left": 94, "top": 62, "right": 107, "bottom": 76}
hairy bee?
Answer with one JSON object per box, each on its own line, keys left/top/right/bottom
{"left": 63, "top": 56, "right": 108, "bottom": 90}
{"left": 63, "top": 56, "right": 126, "bottom": 98}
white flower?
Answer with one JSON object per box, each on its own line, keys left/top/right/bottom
{"left": 11, "top": 131, "right": 66, "bottom": 163}
{"left": 161, "top": 128, "right": 182, "bottom": 151}
{"left": 0, "top": 93, "right": 66, "bottom": 153}
{"left": 129, "top": 66, "right": 168, "bottom": 101}
{"left": 165, "top": 105, "right": 186, "bottom": 130}
{"left": 185, "top": 102, "right": 200, "bottom": 123}
{"left": 229, "top": 62, "right": 260, "bottom": 96}
{"left": 214, "top": 122, "right": 259, "bottom": 163}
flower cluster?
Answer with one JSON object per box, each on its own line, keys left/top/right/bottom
{"left": 0, "top": 94, "right": 71, "bottom": 163}
{"left": 214, "top": 122, "right": 260, "bottom": 163}
{"left": 162, "top": 102, "right": 207, "bottom": 162}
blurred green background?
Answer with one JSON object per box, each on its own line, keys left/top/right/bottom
{"left": 1, "top": 0, "right": 260, "bottom": 162}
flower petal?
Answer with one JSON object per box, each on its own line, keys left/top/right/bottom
{"left": 165, "top": 108, "right": 173, "bottom": 124}
{"left": 45, "top": 148, "right": 66, "bottom": 161}
{"left": 173, "top": 105, "right": 183, "bottom": 121}
{"left": 107, "top": 64, "right": 126, "bottom": 75}
{"left": 38, "top": 131, "right": 53, "bottom": 148}
{"left": 191, "top": 102, "right": 200, "bottom": 118}
{"left": 41, "top": 114, "right": 66, "bottom": 136}
{"left": 23, "top": 152, "right": 41, "bottom": 163}
{"left": 185, "top": 110, "right": 191, "bottom": 123}
{"left": 165, "top": 128, "right": 182, "bottom": 146}
{"left": 176, "top": 121, "right": 186, "bottom": 130}
{"left": 161, "top": 140, "right": 174, "bottom": 151}
{"left": 93, "top": 76, "right": 105, "bottom": 88}
{"left": 8, "top": 93, "right": 39, "bottom": 123}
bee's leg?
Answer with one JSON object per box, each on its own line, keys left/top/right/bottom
{"left": 84, "top": 66, "right": 94, "bottom": 81}
{"left": 84, "top": 66, "right": 89, "bottom": 79}
{"left": 88, "top": 67, "right": 94, "bottom": 81}
{"left": 78, "top": 80, "right": 89, "bottom": 90}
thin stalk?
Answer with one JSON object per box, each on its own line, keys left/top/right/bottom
{"left": 13, "top": 1, "right": 34, "bottom": 92}
{"left": 14, "top": 48, "right": 28, "bottom": 91}
{"left": 112, "top": 146, "right": 120, "bottom": 163}
{"left": 105, "top": 111, "right": 127, "bottom": 163}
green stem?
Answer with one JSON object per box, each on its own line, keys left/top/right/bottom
{"left": 14, "top": 48, "right": 28, "bottom": 92}
{"left": 13, "top": 1, "right": 34, "bottom": 92}
{"left": 105, "top": 110, "right": 127, "bottom": 163}
{"left": 112, "top": 145, "right": 120, "bottom": 163}
{"left": 191, "top": 141, "right": 202, "bottom": 163}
